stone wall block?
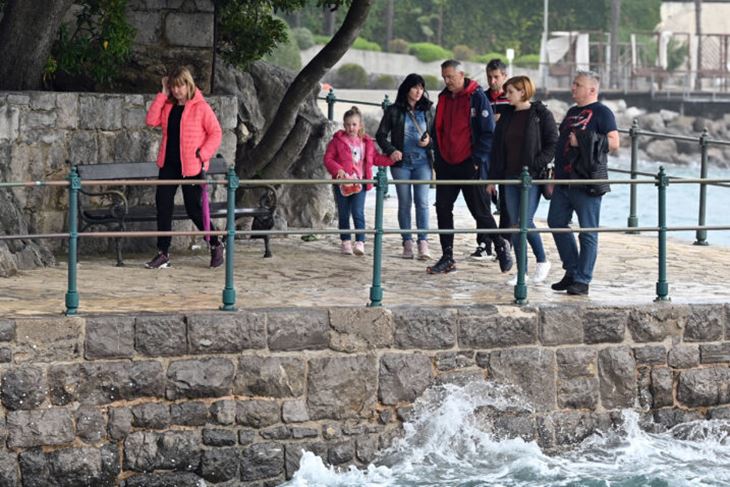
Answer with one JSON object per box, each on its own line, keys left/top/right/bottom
{"left": 85, "top": 316, "right": 135, "bottom": 359}
{"left": 14, "top": 317, "right": 82, "bottom": 363}
{"left": 556, "top": 347, "right": 596, "bottom": 379}
{"left": 668, "top": 345, "right": 700, "bottom": 369}
{"left": 239, "top": 428, "right": 256, "bottom": 445}
{"left": 378, "top": 353, "right": 433, "bottom": 405}
{"left": 202, "top": 428, "right": 237, "bottom": 446}
{"left": 128, "top": 10, "right": 162, "bottom": 45}
{"left": 188, "top": 312, "right": 266, "bottom": 353}
{"left": 0, "top": 103, "right": 20, "bottom": 142}
{"left": 108, "top": 407, "right": 133, "bottom": 440}
{"left": 260, "top": 425, "right": 291, "bottom": 440}
{"left": 683, "top": 304, "right": 725, "bottom": 342}
{"left": 328, "top": 440, "right": 355, "bottom": 465}
{"left": 329, "top": 307, "right": 394, "bottom": 352}
{"left": 268, "top": 309, "right": 329, "bottom": 351}
{"left": 628, "top": 305, "right": 686, "bottom": 342}
{"left": 56, "top": 92, "right": 79, "bottom": 129}
{"left": 633, "top": 345, "right": 667, "bottom": 365}
{"left": 234, "top": 355, "right": 305, "bottom": 397}
{"left": 210, "top": 399, "right": 236, "bottom": 425}
{"left": 240, "top": 442, "right": 285, "bottom": 481}
{"left": 67, "top": 130, "right": 98, "bottom": 164}
{"left": 79, "top": 95, "right": 122, "bottom": 130}
{"left": 200, "top": 447, "right": 239, "bottom": 483}
{"left": 132, "top": 402, "right": 171, "bottom": 429}
{"left": 0, "top": 319, "right": 15, "bottom": 341}
{"left": 75, "top": 406, "right": 106, "bottom": 443}
{"left": 135, "top": 315, "right": 187, "bottom": 356}
{"left": 124, "top": 430, "right": 200, "bottom": 472}
{"left": 235, "top": 400, "right": 280, "bottom": 428}
{"left": 651, "top": 367, "right": 674, "bottom": 408}
{"left": 638, "top": 367, "right": 652, "bottom": 409}
{"left": 282, "top": 399, "right": 309, "bottom": 423}
{"left": 652, "top": 408, "right": 705, "bottom": 429}
{"left": 20, "top": 110, "right": 57, "bottom": 131}
{"left": 307, "top": 355, "right": 378, "bottom": 420}
{"left": 7, "top": 408, "right": 74, "bottom": 448}
{"left": 677, "top": 367, "right": 730, "bottom": 407}
{"left": 218, "top": 95, "right": 238, "bottom": 129}
{"left": 19, "top": 445, "right": 119, "bottom": 487}
{"left": 165, "top": 13, "right": 214, "bottom": 47}
{"left": 166, "top": 357, "right": 234, "bottom": 400}
{"left": 557, "top": 377, "right": 599, "bottom": 410}
{"left": 488, "top": 348, "right": 556, "bottom": 411}
{"left": 393, "top": 307, "right": 457, "bottom": 349}
{"left": 460, "top": 307, "right": 537, "bottom": 349}
{"left": 548, "top": 411, "right": 615, "bottom": 446}
{"left": 0, "top": 347, "right": 11, "bottom": 364}
{"left": 29, "top": 93, "right": 56, "bottom": 111}
{"left": 435, "top": 351, "right": 475, "bottom": 371}
{"left": 0, "top": 452, "right": 19, "bottom": 486}
{"left": 170, "top": 401, "right": 209, "bottom": 426}
{"left": 1, "top": 365, "right": 46, "bottom": 410}
{"left": 583, "top": 308, "right": 628, "bottom": 344}
{"left": 284, "top": 442, "right": 328, "bottom": 479}
{"left": 598, "top": 346, "right": 636, "bottom": 409}
{"left": 539, "top": 306, "right": 583, "bottom": 345}
{"left": 700, "top": 343, "right": 730, "bottom": 364}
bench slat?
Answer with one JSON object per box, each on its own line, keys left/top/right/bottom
{"left": 75, "top": 156, "right": 229, "bottom": 180}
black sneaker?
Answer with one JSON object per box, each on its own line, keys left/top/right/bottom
{"left": 210, "top": 243, "right": 224, "bottom": 268}
{"left": 427, "top": 255, "right": 456, "bottom": 274}
{"left": 470, "top": 242, "right": 492, "bottom": 260}
{"left": 551, "top": 273, "right": 575, "bottom": 291}
{"left": 567, "top": 282, "right": 589, "bottom": 295}
{"left": 495, "top": 243, "right": 513, "bottom": 273}
{"left": 145, "top": 251, "right": 170, "bottom": 269}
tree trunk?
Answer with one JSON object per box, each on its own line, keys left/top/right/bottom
{"left": 0, "top": 0, "right": 74, "bottom": 90}
{"left": 241, "top": 0, "right": 373, "bottom": 178}
{"left": 609, "top": 0, "right": 621, "bottom": 88}
{"left": 385, "top": 0, "right": 394, "bottom": 50}
{"left": 324, "top": 4, "right": 336, "bottom": 36}
{"left": 695, "top": 0, "right": 702, "bottom": 90}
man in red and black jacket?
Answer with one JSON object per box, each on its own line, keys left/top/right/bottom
{"left": 427, "top": 60, "right": 513, "bottom": 275}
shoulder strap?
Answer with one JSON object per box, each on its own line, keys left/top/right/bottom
{"left": 405, "top": 109, "right": 424, "bottom": 136}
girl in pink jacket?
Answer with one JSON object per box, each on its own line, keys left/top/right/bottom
{"left": 144, "top": 66, "right": 223, "bottom": 269}
{"left": 323, "top": 106, "right": 388, "bottom": 255}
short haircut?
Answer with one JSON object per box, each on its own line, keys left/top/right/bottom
{"left": 575, "top": 70, "right": 600, "bottom": 86}
{"left": 486, "top": 58, "right": 507, "bottom": 74}
{"left": 167, "top": 66, "right": 197, "bottom": 101}
{"left": 503, "top": 76, "right": 536, "bottom": 101}
{"left": 441, "top": 59, "right": 464, "bottom": 73}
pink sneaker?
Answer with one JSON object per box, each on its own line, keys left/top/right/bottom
{"left": 353, "top": 241, "right": 365, "bottom": 256}
{"left": 341, "top": 240, "right": 353, "bottom": 255}
{"left": 417, "top": 240, "right": 431, "bottom": 260}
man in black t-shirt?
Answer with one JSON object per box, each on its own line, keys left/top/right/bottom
{"left": 547, "top": 70, "right": 619, "bottom": 296}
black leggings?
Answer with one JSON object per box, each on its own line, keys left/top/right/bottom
{"left": 434, "top": 159, "right": 506, "bottom": 256}
{"left": 156, "top": 160, "right": 219, "bottom": 253}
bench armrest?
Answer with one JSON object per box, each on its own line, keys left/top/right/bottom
{"left": 79, "top": 188, "right": 129, "bottom": 219}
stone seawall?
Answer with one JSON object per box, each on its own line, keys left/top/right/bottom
{"left": 0, "top": 303, "right": 728, "bottom": 485}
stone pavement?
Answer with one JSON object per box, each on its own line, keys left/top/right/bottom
{"left": 2, "top": 194, "right": 729, "bottom": 316}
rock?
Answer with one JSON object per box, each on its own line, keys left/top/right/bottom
{"left": 378, "top": 353, "right": 433, "bottom": 405}
{"left": 633, "top": 345, "right": 666, "bottom": 365}
{"left": 199, "top": 447, "right": 239, "bottom": 483}
{"left": 557, "top": 377, "right": 599, "bottom": 410}
{"left": 166, "top": 357, "right": 235, "bottom": 400}
{"left": 202, "top": 428, "right": 237, "bottom": 447}
{"left": 328, "top": 440, "right": 355, "bottom": 465}
{"left": 134, "top": 315, "right": 187, "bottom": 356}
{"left": 236, "top": 400, "right": 280, "bottom": 428}
{"left": 234, "top": 356, "right": 306, "bottom": 398}
{"left": 583, "top": 307, "right": 628, "bottom": 344}
{"left": 598, "top": 346, "right": 636, "bottom": 409}
{"left": 132, "top": 403, "right": 171, "bottom": 429}
{"left": 240, "top": 442, "right": 285, "bottom": 481}
{"left": 7, "top": 408, "right": 74, "bottom": 448}
{"left": 540, "top": 306, "right": 583, "bottom": 345}
{"left": 267, "top": 309, "right": 329, "bottom": 351}
{"left": 659, "top": 109, "right": 679, "bottom": 123}
{"left": 19, "top": 446, "right": 118, "bottom": 487}
{"left": 187, "top": 311, "right": 267, "bottom": 354}
{"left": 627, "top": 306, "right": 686, "bottom": 342}
{"left": 392, "top": 306, "right": 457, "bottom": 349}
{"left": 307, "top": 355, "right": 378, "bottom": 420}
{"left": 170, "top": 402, "right": 209, "bottom": 426}
{"left": 645, "top": 138, "right": 678, "bottom": 163}
{"left": 75, "top": 406, "right": 106, "bottom": 443}
{"left": 668, "top": 345, "right": 700, "bottom": 369}
{"left": 1, "top": 365, "right": 47, "bottom": 410}
{"left": 14, "top": 317, "right": 82, "bottom": 363}
{"left": 651, "top": 367, "right": 674, "bottom": 408}
{"left": 282, "top": 399, "right": 309, "bottom": 423}
{"left": 108, "top": 407, "right": 133, "bottom": 440}
{"left": 210, "top": 400, "right": 237, "bottom": 425}
{"left": 0, "top": 319, "right": 15, "bottom": 341}
{"left": 0, "top": 452, "right": 19, "bottom": 486}
{"left": 459, "top": 306, "right": 538, "bottom": 348}
{"left": 329, "top": 307, "right": 394, "bottom": 352}
{"left": 488, "top": 348, "right": 556, "bottom": 411}
{"left": 684, "top": 304, "right": 725, "bottom": 342}
{"left": 638, "top": 112, "right": 666, "bottom": 132}
{"left": 678, "top": 367, "right": 730, "bottom": 407}
{"left": 85, "top": 316, "right": 135, "bottom": 359}
{"left": 122, "top": 472, "right": 203, "bottom": 487}
{"left": 124, "top": 431, "right": 200, "bottom": 472}
{"left": 556, "top": 347, "right": 596, "bottom": 379}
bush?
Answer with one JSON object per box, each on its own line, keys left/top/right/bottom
{"left": 408, "top": 42, "right": 452, "bottom": 63}
{"left": 474, "top": 52, "right": 506, "bottom": 64}
{"left": 313, "top": 34, "right": 331, "bottom": 45}
{"left": 263, "top": 21, "right": 302, "bottom": 71}
{"left": 371, "top": 74, "right": 396, "bottom": 89}
{"left": 292, "top": 27, "right": 315, "bottom": 50}
{"left": 388, "top": 38, "right": 409, "bottom": 54}
{"left": 422, "top": 74, "right": 442, "bottom": 91}
{"left": 515, "top": 54, "right": 540, "bottom": 69}
{"left": 453, "top": 44, "right": 476, "bottom": 61}
{"left": 334, "top": 63, "right": 368, "bottom": 88}
{"left": 353, "top": 37, "right": 382, "bottom": 52}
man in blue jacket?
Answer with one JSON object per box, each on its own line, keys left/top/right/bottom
{"left": 427, "top": 59, "right": 513, "bottom": 274}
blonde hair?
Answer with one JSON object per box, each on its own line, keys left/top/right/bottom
{"left": 167, "top": 66, "right": 197, "bottom": 102}
{"left": 343, "top": 106, "right": 364, "bottom": 137}
{"left": 503, "top": 76, "right": 536, "bottom": 102}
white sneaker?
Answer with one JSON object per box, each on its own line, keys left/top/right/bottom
{"left": 341, "top": 241, "right": 353, "bottom": 255}
{"left": 353, "top": 241, "right": 365, "bottom": 256}
{"left": 532, "top": 261, "right": 551, "bottom": 283}
{"left": 506, "top": 275, "right": 518, "bottom": 286}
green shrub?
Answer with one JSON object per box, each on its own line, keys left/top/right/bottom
{"left": 408, "top": 42, "right": 452, "bottom": 63}
{"left": 263, "top": 21, "right": 302, "bottom": 71}
{"left": 453, "top": 44, "right": 476, "bottom": 61}
{"left": 353, "top": 37, "right": 382, "bottom": 51}
{"left": 313, "top": 34, "right": 331, "bottom": 45}
{"left": 371, "top": 74, "right": 396, "bottom": 89}
{"left": 515, "top": 54, "right": 540, "bottom": 69}
{"left": 292, "top": 27, "right": 315, "bottom": 50}
{"left": 388, "top": 38, "right": 409, "bottom": 54}
{"left": 422, "top": 74, "right": 442, "bottom": 91}
{"left": 334, "top": 63, "right": 368, "bottom": 88}
{"left": 474, "top": 52, "right": 506, "bottom": 64}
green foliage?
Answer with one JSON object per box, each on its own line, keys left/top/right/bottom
{"left": 334, "top": 63, "right": 368, "bottom": 88}
{"left": 408, "top": 42, "right": 452, "bottom": 63}
{"left": 353, "top": 37, "right": 381, "bottom": 51}
{"left": 422, "top": 74, "right": 441, "bottom": 91}
{"left": 264, "top": 20, "right": 302, "bottom": 71}
{"left": 452, "top": 44, "right": 476, "bottom": 61}
{"left": 388, "top": 38, "right": 409, "bottom": 54}
{"left": 474, "top": 52, "right": 506, "bottom": 64}
{"left": 313, "top": 34, "right": 332, "bottom": 44}
{"left": 666, "top": 39, "right": 687, "bottom": 72}
{"left": 292, "top": 26, "right": 315, "bottom": 49}
{"left": 371, "top": 74, "right": 395, "bottom": 89}
{"left": 49, "top": 0, "right": 135, "bottom": 87}
{"left": 515, "top": 54, "right": 540, "bottom": 68}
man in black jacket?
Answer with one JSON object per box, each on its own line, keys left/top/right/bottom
{"left": 547, "top": 70, "right": 619, "bottom": 295}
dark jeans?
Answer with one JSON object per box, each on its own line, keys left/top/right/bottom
{"left": 156, "top": 160, "right": 219, "bottom": 253}
{"left": 434, "top": 159, "right": 506, "bottom": 257}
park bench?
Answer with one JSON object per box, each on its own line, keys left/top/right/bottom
{"left": 72, "top": 156, "right": 276, "bottom": 265}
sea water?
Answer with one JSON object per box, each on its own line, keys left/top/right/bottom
{"left": 282, "top": 381, "right": 730, "bottom": 486}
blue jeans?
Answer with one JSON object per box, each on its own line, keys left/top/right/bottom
{"left": 547, "top": 185, "right": 602, "bottom": 284}
{"left": 504, "top": 184, "right": 546, "bottom": 270}
{"left": 390, "top": 154, "right": 431, "bottom": 242}
{"left": 335, "top": 187, "right": 366, "bottom": 242}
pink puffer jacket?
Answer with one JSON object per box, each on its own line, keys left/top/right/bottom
{"left": 146, "top": 89, "right": 222, "bottom": 176}
{"left": 324, "top": 130, "right": 390, "bottom": 191}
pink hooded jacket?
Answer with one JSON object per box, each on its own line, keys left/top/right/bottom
{"left": 146, "top": 89, "right": 222, "bottom": 176}
{"left": 323, "top": 130, "right": 389, "bottom": 191}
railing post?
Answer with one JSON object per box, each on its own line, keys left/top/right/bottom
{"left": 380, "top": 94, "right": 392, "bottom": 198}
{"left": 368, "top": 167, "right": 387, "bottom": 307}
{"left": 514, "top": 168, "right": 529, "bottom": 304}
{"left": 220, "top": 166, "right": 239, "bottom": 311}
{"left": 65, "top": 166, "right": 81, "bottom": 316}
{"left": 627, "top": 119, "right": 639, "bottom": 232}
{"left": 694, "top": 127, "right": 709, "bottom": 246}
{"left": 326, "top": 88, "right": 336, "bottom": 122}
{"left": 655, "top": 167, "right": 670, "bottom": 302}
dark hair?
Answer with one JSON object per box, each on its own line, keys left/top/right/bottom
{"left": 394, "top": 73, "right": 433, "bottom": 111}
{"left": 486, "top": 58, "right": 507, "bottom": 74}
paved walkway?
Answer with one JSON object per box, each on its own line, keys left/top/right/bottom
{"left": 2, "top": 195, "right": 729, "bottom": 316}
